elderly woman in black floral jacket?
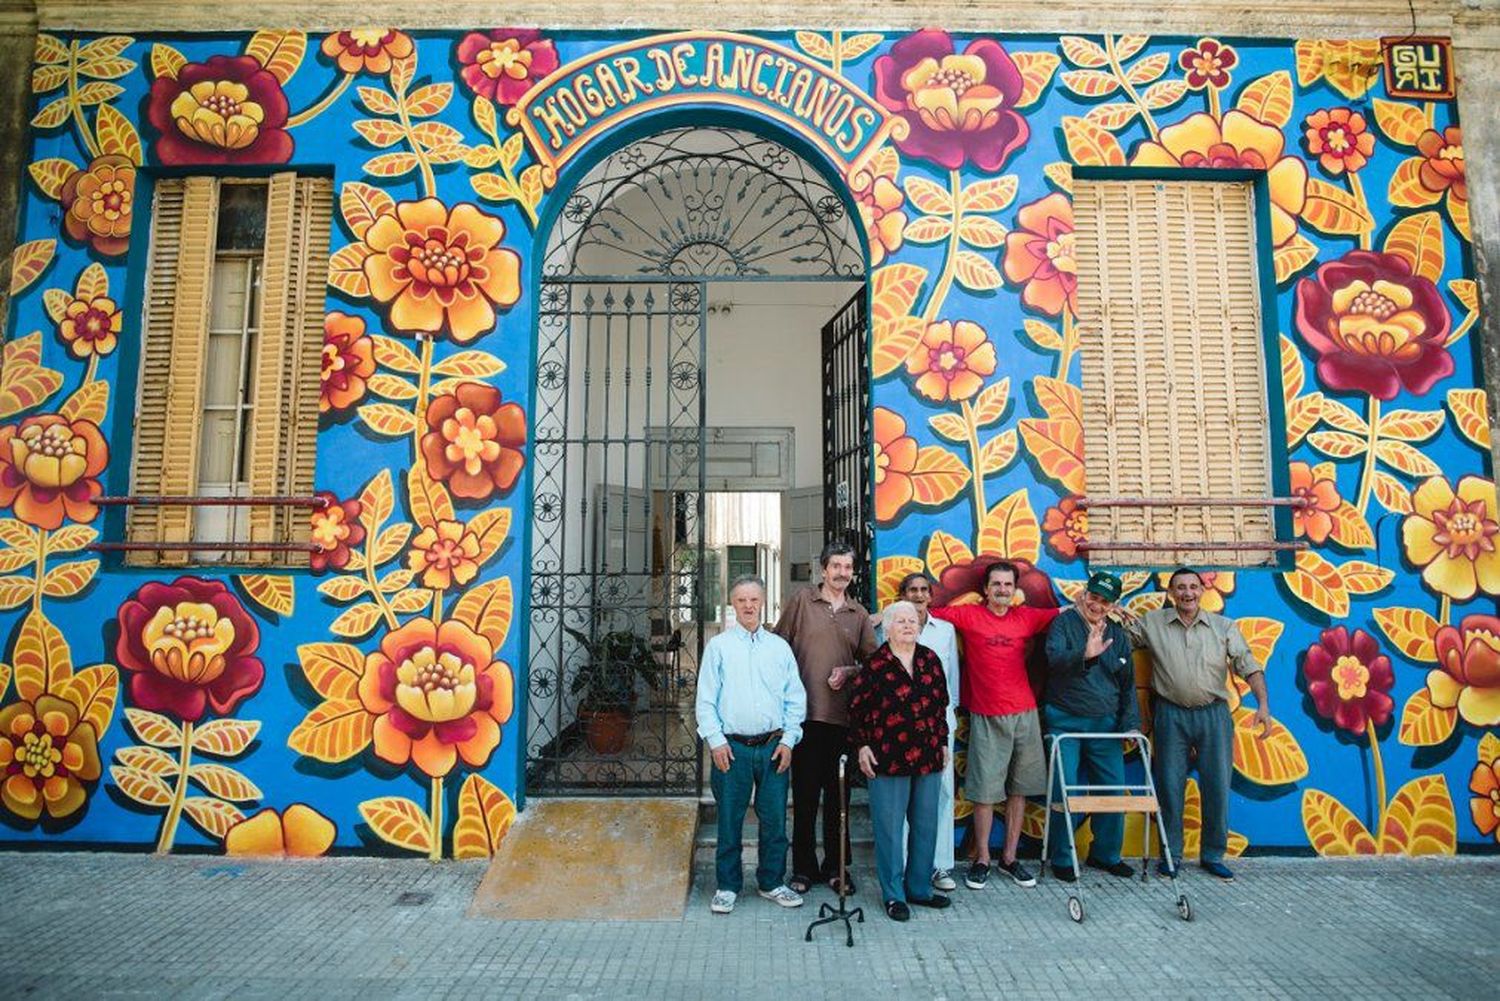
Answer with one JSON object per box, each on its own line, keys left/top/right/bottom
{"left": 850, "top": 600, "right": 952, "bottom": 921}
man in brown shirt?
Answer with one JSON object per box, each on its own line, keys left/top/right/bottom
{"left": 773, "top": 541, "right": 877, "bottom": 894}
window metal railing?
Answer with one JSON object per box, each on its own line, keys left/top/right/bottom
{"left": 88, "top": 494, "right": 327, "bottom": 555}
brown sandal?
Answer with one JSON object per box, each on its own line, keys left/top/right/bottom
{"left": 788, "top": 874, "right": 813, "bottom": 894}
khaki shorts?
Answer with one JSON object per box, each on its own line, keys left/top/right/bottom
{"left": 964, "top": 709, "right": 1046, "bottom": 802}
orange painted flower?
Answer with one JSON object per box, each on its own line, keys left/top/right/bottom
{"left": 1303, "top": 107, "right": 1376, "bottom": 175}
{"left": 309, "top": 492, "right": 364, "bottom": 574}
{"left": 1416, "top": 126, "right": 1466, "bottom": 204}
{"left": 57, "top": 294, "right": 122, "bottom": 359}
{"left": 358, "top": 618, "right": 514, "bottom": 777}
{"left": 905, "top": 319, "right": 997, "bottom": 402}
{"left": 420, "top": 383, "right": 527, "bottom": 501}
{"left": 1431, "top": 614, "right": 1500, "bottom": 727}
{"left": 1289, "top": 461, "right": 1342, "bottom": 544}
{"left": 320, "top": 311, "right": 376, "bottom": 413}
{"left": 0, "top": 414, "right": 108, "bottom": 529}
{"left": 225, "top": 804, "right": 336, "bottom": 856}
{"left": 1131, "top": 110, "right": 1308, "bottom": 247}
{"left": 1003, "top": 192, "right": 1077, "bottom": 317}
{"left": 363, "top": 199, "right": 521, "bottom": 343}
{"left": 1402, "top": 475, "right": 1500, "bottom": 601}
{"left": 59, "top": 154, "right": 135, "bottom": 256}
{"left": 1043, "top": 497, "right": 1088, "bottom": 559}
{"left": 849, "top": 151, "right": 905, "bottom": 267}
{"left": 1472, "top": 754, "right": 1500, "bottom": 841}
{"left": 873, "top": 407, "right": 918, "bottom": 523}
{"left": 0, "top": 695, "right": 102, "bottom": 821}
{"left": 319, "top": 29, "right": 414, "bottom": 75}
{"left": 408, "top": 519, "right": 482, "bottom": 589}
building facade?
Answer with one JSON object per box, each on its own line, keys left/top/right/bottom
{"left": 0, "top": 1, "right": 1497, "bottom": 859}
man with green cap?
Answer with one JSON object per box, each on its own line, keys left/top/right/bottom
{"left": 1041, "top": 570, "right": 1140, "bottom": 881}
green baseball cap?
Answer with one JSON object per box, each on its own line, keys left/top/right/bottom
{"left": 1086, "top": 571, "right": 1123, "bottom": 602}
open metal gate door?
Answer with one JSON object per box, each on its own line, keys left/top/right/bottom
{"left": 821, "top": 286, "right": 873, "bottom": 607}
{"left": 526, "top": 279, "right": 706, "bottom": 794}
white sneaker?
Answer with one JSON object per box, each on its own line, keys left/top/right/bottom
{"left": 757, "top": 885, "right": 804, "bottom": 908}
{"left": 932, "top": 869, "right": 957, "bottom": 892}
{"left": 710, "top": 890, "right": 737, "bottom": 914}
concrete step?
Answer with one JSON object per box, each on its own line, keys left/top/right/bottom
{"left": 696, "top": 789, "right": 875, "bottom": 863}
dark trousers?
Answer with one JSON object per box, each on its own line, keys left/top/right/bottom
{"left": 1152, "top": 699, "right": 1234, "bottom": 864}
{"left": 791, "top": 720, "right": 852, "bottom": 879}
{"left": 710, "top": 738, "right": 790, "bottom": 894}
{"left": 868, "top": 771, "right": 941, "bottom": 904}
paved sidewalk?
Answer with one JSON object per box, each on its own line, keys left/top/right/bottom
{"left": 0, "top": 851, "right": 1495, "bottom": 999}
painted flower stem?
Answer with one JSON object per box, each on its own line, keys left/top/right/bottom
{"left": 156, "top": 721, "right": 194, "bottom": 855}
{"left": 429, "top": 774, "right": 443, "bottom": 861}
{"left": 83, "top": 353, "right": 99, "bottom": 387}
{"left": 66, "top": 43, "right": 101, "bottom": 159}
{"left": 1354, "top": 396, "right": 1381, "bottom": 516}
{"left": 364, "top": 532, "right": 400, "bottom": 630}
{"left": 31, "top": 530, "right": 48, "bottom": 612}
{"left": 1107, "top": 35, "right": 1160, "bottom": 141}
{"left": 286, "top": 72, "right": 355, "bottom": 128}
{"left": 1364, "top": 717, "right": 1387, "bottom": 841}
{"left": 413, "top": 334, "right": 435, "bottom": 457}
{"left": 831, "top": 31, "right": 843, "bottom": 79}
{"left": 1446, "top": 309, "right": 1478, "bottom": 347}
{"left": 497, "top": 148, "right": 539, "bottom": 228}
{"left": 1347, "top": 172, "right": 1371, "bottom": 250}
{"left": 960, "top": 398, "right": 987, "bottom": 526}
{"left": 1207, "top": 84, "right": 1222, "bottom": 121}
{"left": 431, "top": 588, "right": 444, "bottom": 624}
{"left": 1439, "top": 594, "right": 1451, "bottom": 626}
{"left": 921, "top": 170, "right": 964, "bottom": 323}
{"left": 1056, "top": 310, "right": 1077, "bottom": 380}
{"left": 394, "top": 82, "right": 437, "bottom": 198}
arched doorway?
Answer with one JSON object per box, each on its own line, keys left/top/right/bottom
{"left": 524, "top": 123, "right": 870, "bottom": 796}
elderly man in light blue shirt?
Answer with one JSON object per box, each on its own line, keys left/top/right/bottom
{"left": 696, "top": 574, "right": 807, "bottom": 915}
{"left": 873, "top": 571, "right": 961, "bottom": 892}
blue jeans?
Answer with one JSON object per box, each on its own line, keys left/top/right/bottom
{"left": 1044, "top": 706, "right": 1127, "bottom": 868}
{"left": 710, "top": 738, "right": 791, "bottom": 893}
{"left": 868, "top": 771, "right": 942, "bottom": 904}
{"left": 1151, "top": 699, "right": 1234, "bottom": 864}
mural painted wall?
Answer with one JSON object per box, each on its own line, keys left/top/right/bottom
{"left": 0, "top": 25, "right": 1492, "bottom": 858}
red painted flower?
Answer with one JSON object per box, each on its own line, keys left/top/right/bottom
{"left": 358, "top": 618, "right": 514, "bottom": 777}
{"left": 873, "top": 406, "right": 918, "bottom": 523}
{"left": 309, "top": 492, "right": 364, "bottom": 574}
{"left": 320, "top": 311, "right": 376, "bottom": 413}
{"left": 1294, "top": 249, "right": 1452, "bottom": 400}
{"left": 1289, "top": 461, "right": 1342, "bottom": 544}
{"left": 0, "top": 414, "right": 108, "bottom": 530}
{"left": 1301, "top": 626, "right": 1394, "bottom": 734}
{"left": 872, "top": 29, "right": 1029, "bottom": 172}
{"left": 59, "top": 155, "right": 135, "bottom": 256}
{"left": 1416, "top": 126, "right": 1466, "bottom": 204}
{"left": 56, "top": 293, "right": 121, "bottom": 359}
{"left": 1430, "top": 614, "right": 1500, "bottom": 727}
{"left": 115, "top": 577, "right": 265, "bottom": 723}
{"left": 319, "top": 29, "right": 414, "bottom": 75}
{"left": 1303, "top": 107, "right": 1376, "bottom": 175}
{"left": 420, "top": 383, "right": 526, "bottom": 500}
{"left": 1178, "top": 39, "right": 1238, "bottom": 89}
{"left": 1003, "top": 192, "right": 1077, "bottom": 317}
{"left": 148, "top": 54, "right": 292, "bottom": 165}
{"left": 456, "top": 30, "right": 559, "bottom": 104}
{"left": 1043, "top": 497, "right": 1088, "bottom": 559}
{"left": 0, "top": 695, "right": 102, "bottom": 821}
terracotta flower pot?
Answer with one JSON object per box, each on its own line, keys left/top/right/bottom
{"left": 580, "top": 709, "right": 631, "bottom": 755}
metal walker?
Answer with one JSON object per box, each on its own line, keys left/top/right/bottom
{"left": 1040, "top": 731, "right": 1192, "bottom": 924}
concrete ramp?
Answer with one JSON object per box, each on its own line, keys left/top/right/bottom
{"left": 468, "top": 797, "right": 698, "bottom": 920}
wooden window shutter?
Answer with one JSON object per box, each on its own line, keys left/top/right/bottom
{"left": 128, "top": 176, "right": 219, "bottom": 566}
{"left": 1074, "top": 177, "right": 1275, "bottom": 568}
{"left": 273, "top": 175, "right": 333, "bottom": 559}
{"left": 244, "top": 172, "right": 297, "bottom": 549}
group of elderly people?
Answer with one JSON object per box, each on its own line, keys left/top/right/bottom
{"left": 694, "top": 543, "right": 1269, "bottom": 920}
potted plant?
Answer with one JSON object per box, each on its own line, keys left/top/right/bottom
{"left": 563, "top": 626, "right": 662, "bottom": 754}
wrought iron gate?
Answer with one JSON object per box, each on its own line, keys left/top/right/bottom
{"left": 527, "top": 280, "right": 706, "bottom": 794}
{"left": 822, "top": 287, "right": 873, "bottom": 607}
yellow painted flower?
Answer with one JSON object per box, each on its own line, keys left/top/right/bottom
{"left": 1431, "top": 615, "right": 1500, "bottom": 727}
{"left": 904, "top": 319, "right": 997, "bottom": 402}
{"left": 1131, "top": 110, "right": 1308, "bottom": 247}
{"left": 0, "top": 695, "right": 102, "bottom": 821}
{"left": 1402, "top": 475, "right": 1500, "bottom": 601}
{"left": 225, "top": 804, "right": 336, "bottom": 857}
{"left": 407, "top": 519, "right": 482, "bottom": 589}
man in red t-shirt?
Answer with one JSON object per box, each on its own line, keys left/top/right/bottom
{"left": 930, "top": 561, "right": 1059, "bottom": 891}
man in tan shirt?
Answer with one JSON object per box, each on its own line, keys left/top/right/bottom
{"left": 772, "top": 541, "right": 877, "bottom": 894}
{"left": 1123, "top": 567, "right": 1269, "bottom": 882}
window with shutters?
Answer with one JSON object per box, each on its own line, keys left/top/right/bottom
{"left": 1072, "top": 171, "right": 1292, "bottom": 569}
{"left": 128, "top": 173, "right": 332, "bottom": 567}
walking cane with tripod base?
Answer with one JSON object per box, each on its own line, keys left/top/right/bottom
{"left": 805, "top": 753, "right": 864, "bottom": 946}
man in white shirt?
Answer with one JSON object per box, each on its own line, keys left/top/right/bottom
{"left": 874, "top": 572, "right": 961, "bottom": 892}
{"left": 695, "top": 575, "right": 808, "bottom": 915}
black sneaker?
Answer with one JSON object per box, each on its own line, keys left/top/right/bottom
{"left": 1052, "top": 865, "right": 1077, "bottom": 883}
{"left": 909, "top": 894, "right": 951, "bottom": 909}
{"left": 1086, "top": 857, "right": 1136, "bottom": 878}
{"left": 964, "top": 861, "right": 990, "bottom": 889}
{"left": 998, "top": 859, "right": 1036, "bottom": 887}
{"left": 885, "top": 900, "right": 911, "bottom": 921}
